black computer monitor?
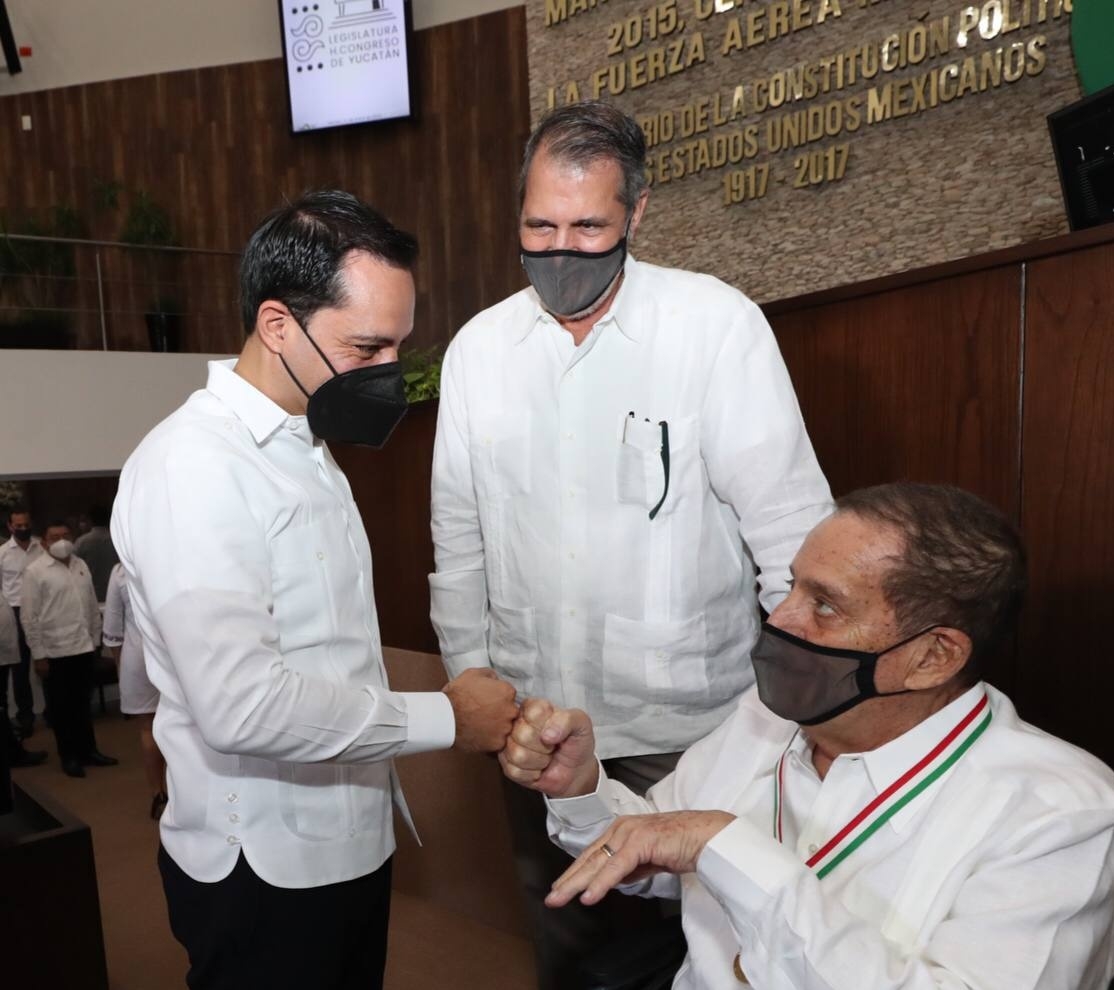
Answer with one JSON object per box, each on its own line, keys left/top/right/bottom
{"left": 1048, "top": 83, "right": 1114, "bottom": 231}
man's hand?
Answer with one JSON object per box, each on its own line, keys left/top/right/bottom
{"left": 546, "top": 811, "right": 736, "bottom": 908}
{"left": 443, "top": 667, "right": 519, "bottom": 753}
{"left": 498, "top": 698, "right": 599, "bottom": 799}
{"left": 34, "top": 658, "right": 49, "bottom": 678}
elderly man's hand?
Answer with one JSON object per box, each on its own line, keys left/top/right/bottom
{"left": 545, "top": 811, "right": 736, "bottom": 908}
{"left": 443, "top": 668, "right": 519, "bottom": 753}
{"left": 498, "top": 698, "right": 599, "bottom": 799}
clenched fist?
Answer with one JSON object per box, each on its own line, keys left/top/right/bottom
{"left": 443, "top": 667, "right": 519, "bottom": 753}
{"left": 498, "top": 697, "right": 599, "bottom": 799}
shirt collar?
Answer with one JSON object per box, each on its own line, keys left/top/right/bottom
{"left": 518, "top": 253, "right": 646, "bottom": 345}
{"left": 861, "top": 682, "right": 989, "bottom": 832}
{"left": 205, "top": 359, "right": 306, "bottom": 446}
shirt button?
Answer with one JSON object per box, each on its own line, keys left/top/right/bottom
{"left": 229, "top": 813, "right": 240, "bottom": 824}
{"left": 565, "top": 432, "right": 574, "bottom": 440}
{"left": 227, "top": 835, "right": 240, "bottom": 845}
{"left": 227, "top": 793, "right": 238, "bottom": 803}
{"left": 808, "top": 843, "right": 819, "bottom": 855}
{"left": 568, "top": 551, "right": 576, "bottom": 560}
{"left": 568, "top": 608, "right": 576, "bottom": 617}
{"left": 348, "top": 827, "right": 356, "bottom": 837}
{"left": 316, "top": 551, "right": 325, "bottom": 560}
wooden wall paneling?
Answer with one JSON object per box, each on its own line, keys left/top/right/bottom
{"left": 0, "top": 8, "right": 530, "bottom": 355}
{"left": 1018, "top": 241, "right": 1114, "bottom": 769}
{"left": 769, "top": 267, "right": 1024, "bottom": 692}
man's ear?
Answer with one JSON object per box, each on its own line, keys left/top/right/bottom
{"left": 904, "top": 626, "right": 973, "bottom": 690}
{"left": 255, "top": 300, "right": 293, "bottom": 355}
{"left": 627, "top": 188, "right": 650, "bottom": 242}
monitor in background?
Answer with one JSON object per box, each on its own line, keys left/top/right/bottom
{"left": 279, "top": 0, "right": 413, "bottom": 134}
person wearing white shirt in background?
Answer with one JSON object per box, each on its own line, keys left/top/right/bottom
{"left": 0, "top": 507, "right": 45, "bottom": 739}
{"left": 1, "top": 597, "right": 47, "bottom": 768}
{"left": 430, "top": 99, "right": 833, "bottom": 986}
{"left": 103, "top": 562, "right": 165, "bottom": 818}
{"left": 500, "top": 482, "right": 1114, "bottom": 990}
{"left": 111, "top": 190, "right": 519, "bottom": 990}
{"left": 21, "top": 521, "right": 116, "bottom": 779}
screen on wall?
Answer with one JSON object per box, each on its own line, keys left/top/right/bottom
{"left": 279, "top": 0, "right": 412, "bottom": 133}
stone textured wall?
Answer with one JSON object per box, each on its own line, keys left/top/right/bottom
{"left": 526, "top": 0, "right": 1080, "bottom": 302}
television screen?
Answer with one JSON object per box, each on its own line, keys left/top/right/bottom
{"left": 279, "top": 0, "right": 412, "bottom": 134}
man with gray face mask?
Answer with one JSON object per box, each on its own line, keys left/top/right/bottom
{"left": 430, "top": 99, "right": 832, "bottom": 987}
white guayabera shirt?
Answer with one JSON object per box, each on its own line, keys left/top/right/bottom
{"left": 548, "top": 684, "right": 1114, "bottom": 990}
{"left": 431, "top": 254, "right": 832, "bottom": 758}
{"left": 112, "top": 361, "right": 454, "bottom": 889}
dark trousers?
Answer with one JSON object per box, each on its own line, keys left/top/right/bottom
{"left": 42, "top": 652, "right": 97, "bottom": 762}
{"left": 502, "top": 751, "right": 684, "bottom": 990}
{"left": 3, "top": 607, "right": 35, "bottom": 725}
{"left": 159, "top": 846, "right": 392, "bottom": 990}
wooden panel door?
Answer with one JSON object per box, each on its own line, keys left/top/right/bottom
{"left": 1019, "top": 241, "right": 1114, "bottom": 768}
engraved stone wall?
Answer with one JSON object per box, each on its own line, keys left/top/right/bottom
{"left": 526, "top": 0, "right": 1079, "bottom": 302}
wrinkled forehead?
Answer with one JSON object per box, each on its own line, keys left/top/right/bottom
{"left": 795, "top": 512, "right": 904, "bottom": 597}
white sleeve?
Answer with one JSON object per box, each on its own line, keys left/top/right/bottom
{"left": 696, "top": 808, "right": 1114, "bottom": 990}
{"left": 429, "top": 340, "right": 492, "bottom": 677}
{"left": 116, "top": 444, "right": 454, "bottom": 763}
{"left": 20, "top": 568, "right": 44, "bottom": 660}
{"left": 102, "top": 566, "right": 125, "bottom": 647}
{"left": 84, "top": 568, "right": 101, "bottom": 646}
{"left": 700, "top": 298, "right": 833, "bottom": 613}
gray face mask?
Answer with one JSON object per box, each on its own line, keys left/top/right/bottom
{"left": 521, "top": 236, "right": 627, "bottom": 320}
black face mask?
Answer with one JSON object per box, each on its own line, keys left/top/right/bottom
{"left": 10, "top": 528, "right": 31, "bottom": 541}
{"left": 751, "top": 623, "right": 938, "bottom": 726}
{"left": 520, "top": 236, "right": 627, "bottom": 320}
{"left": 281, "top": 321, "right": 408, "bottom": 448}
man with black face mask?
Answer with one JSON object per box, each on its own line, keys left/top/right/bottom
{"left": 499, "top": 483, "right": 1114, "bottom": 990}
{"left": 111, "top": 191, "right": 519, "bottom": 990}
{"left": 431, "top": 100, "right": 832, "bottom": 985}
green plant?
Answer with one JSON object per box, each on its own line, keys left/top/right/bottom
{"left": 400, "top": 346, "right": 444, "bottom": 402}
{"left": 120, "top": 190, "right": 177, "bottom": 248}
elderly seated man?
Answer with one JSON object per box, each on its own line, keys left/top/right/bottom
{"left": 500, "top": 482, "right": 1114, "bottom": 990}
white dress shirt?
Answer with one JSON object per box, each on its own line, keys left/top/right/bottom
{"left": 431, "top": 255, "right": 832, "bottom": 758}
{"left": 0, "top": 535, "right": 43, "bottom": 607}
{"left": 112, "top": 360, "right": 455, "bottom": 889}
{"left": 103, "top": 562, "right": 157, "bottom": 715}
{"left": 548, "top": 685, "right": 1114, "bottom": 990}
{"left": 20, "top": 553, "right": 101, "bottom": 660}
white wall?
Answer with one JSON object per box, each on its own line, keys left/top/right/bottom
{"left": 0, "top": 0, "right": 523, "bottom": 95}
{"left": 0, "top": 351, "right": 228, "bottom": 478}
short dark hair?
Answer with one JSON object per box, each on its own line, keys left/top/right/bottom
{"left": 519, "top": 100, "right": 648, "bottom": 214}
{"left": 88, "top": 504, "right": 110, "bottom": 527}
{"left": 44, "top": 519, "right": 70, "bottom": 534}
{"left": 835, "top": 483, "right": 1026, "bottom": 681}
{"left": 239, "top": 189, "right": 418, "bottom": 333}
{"left": 7, "top": 506, "right": 30, "bottom": 523}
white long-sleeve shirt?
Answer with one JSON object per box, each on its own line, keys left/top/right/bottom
{"left": 0, "top": 535, "right": 43, "bottom": 607}
{"left": 20, "top": 553, "right": 101, "bottom": 660}
{"left": 430, "top": 255, "right": 832, "bottom": 758}
{"left": 548, "top": 684, "right": 1114, "bottom": 990}
{"left": 112, "top": 360, "right": 455, "bottom": 889}
{"left": 103, "top": 562, "right": 157, "bottom": 714}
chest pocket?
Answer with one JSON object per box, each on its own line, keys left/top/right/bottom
{"left": 615, "top": 413, "right": 698, "bottom": 517}
{"left": 470, "top": 415, "right": 532, "bottom": 498}
{"left": 268, "top": 514, "right": 354, "bottom": 660}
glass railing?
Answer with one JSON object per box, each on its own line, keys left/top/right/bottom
{"left": 0, "top": 234, "right": 241, "bottom": 352}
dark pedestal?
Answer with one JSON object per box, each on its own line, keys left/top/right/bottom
{"left": 0, "top": 782, "right": 110, "bottom": 990}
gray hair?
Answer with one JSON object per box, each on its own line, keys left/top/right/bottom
{"left": 518, "top": 100, "right": 648, "bottom": 214}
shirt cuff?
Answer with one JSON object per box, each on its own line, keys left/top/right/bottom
{"left": 545, "top": 760, "right": 612, "bottom": 828}
{"left": 440, "top": 649, "right": 491, "bottom": 679}
{"left": 396, "top": 690, "right": 456, "bottom": 756}
{"left": 698, "top": 815, "right": 804, "bottom": 903}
